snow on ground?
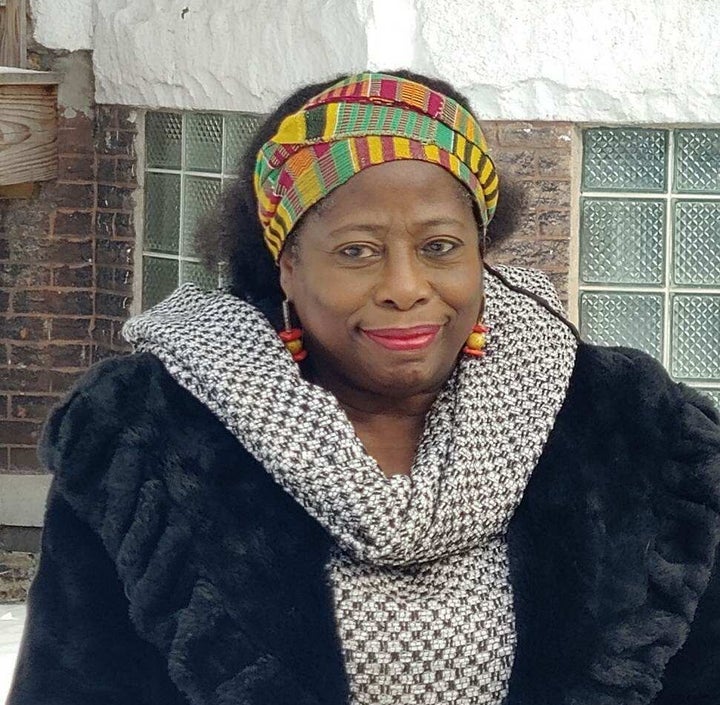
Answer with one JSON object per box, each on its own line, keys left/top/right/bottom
{"left": 0, "top": 604, "right": 26, "bottom": 704}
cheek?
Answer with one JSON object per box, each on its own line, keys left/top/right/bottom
{"left": 292, "top": 275, "right": 367, "bottom": 344}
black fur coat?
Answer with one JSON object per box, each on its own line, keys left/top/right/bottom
{"left": 8, "top": 342, "right": 720, "bottom": 705}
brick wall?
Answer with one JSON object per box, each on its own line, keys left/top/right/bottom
{"left": 484, "top": 121, "right": 573, "bottom": 307}
{"left": 1, "top": 107, "right": 137, "bottom": 478}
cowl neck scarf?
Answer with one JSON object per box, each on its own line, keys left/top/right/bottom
{"left": 122, "top": 266, "right": 577, "bottom": 568}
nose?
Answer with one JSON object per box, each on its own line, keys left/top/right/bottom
{"left": 373, "top": 247, "right": 432, "bottom": 310}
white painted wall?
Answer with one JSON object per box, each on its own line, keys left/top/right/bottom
{"left": 92, "top": 0, "right": 370, "bottom": 113}
{"left": 31, "top": 0, "right": 720, "bottom": 122}
{"left": 91, "top": 0, "right": 720, "bottom": 122}
{"left": 30, "top": 0, "right": 92, "bottom": 52}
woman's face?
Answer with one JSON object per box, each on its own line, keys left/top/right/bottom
{"left": 279, "top": 160, "right": 484, "bottom": 400}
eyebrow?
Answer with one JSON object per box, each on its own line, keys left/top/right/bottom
{"left": 327, "top": 217, "right": 470, "bottom": 238}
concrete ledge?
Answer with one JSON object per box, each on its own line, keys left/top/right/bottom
{"left": 0, "top": 475, "right": 52, "bottom": 528}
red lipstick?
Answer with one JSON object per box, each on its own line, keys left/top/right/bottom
{"left": 362, "top": 325, "right": 440, "bottom": 351}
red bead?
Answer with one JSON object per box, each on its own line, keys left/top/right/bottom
{"left": 463, "top": 346, "right": 486, "bottom": 357}
{"left": 279, "top": 328, "right": 302, "bottom": 342}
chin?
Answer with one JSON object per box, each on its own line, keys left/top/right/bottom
{"left": 364, "top": 360, "right": 450, "bottom": 398}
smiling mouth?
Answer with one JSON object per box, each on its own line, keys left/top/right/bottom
{"left": 361, "top": 325, "right": 441, "bottom": 351}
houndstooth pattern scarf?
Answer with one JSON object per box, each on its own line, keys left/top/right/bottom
{"left": 122, "top": 265, "right": 577, "bottom": 704}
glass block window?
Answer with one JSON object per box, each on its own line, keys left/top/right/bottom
{"left": 142, "top": 111, "right": 264, "bottom": 309}
{"left": 580, "top": 127, "right": 720, "bottom": 405}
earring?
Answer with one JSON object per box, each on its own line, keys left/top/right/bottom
{"left": 279, "top": 299, "right": 307, "bottom": 362}
{"left": 463, "top": 323, "right": 489, "bottom": 358}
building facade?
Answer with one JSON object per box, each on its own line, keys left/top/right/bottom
{"left": 1, "top": 1, "right": 719, "bottom": 587}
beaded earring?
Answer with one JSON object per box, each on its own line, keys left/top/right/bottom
{"left": 279, "top": 299, "right": 308, "bottom": 362}
{"left": 463, "top": 295, "right": 489, "bottom": 358}
{"left": 463, "top": 322, "right": 490, "bottom": 357}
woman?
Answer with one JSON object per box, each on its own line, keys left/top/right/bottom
{"left": 8, "top": 70, "right": 720, "bottom": 705}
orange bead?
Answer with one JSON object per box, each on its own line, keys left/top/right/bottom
{"left": 466, "top": 332, "right": 486, "bottom": 350}
{"left": 285, "top": 339, "right": 303, "bottom": 355}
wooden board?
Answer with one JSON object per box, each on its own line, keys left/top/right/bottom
{"left": 0, "top": 0, "right": 27, "bottom": 68}
{"left": 0, "top": 83, "right": 58, "bottom": 185}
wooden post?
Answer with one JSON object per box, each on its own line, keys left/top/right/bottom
{"left": 0, "top": 0, "right": 27, "bottom": 69}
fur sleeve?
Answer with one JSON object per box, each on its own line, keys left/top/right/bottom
{"left": 6, "top": 483, "right": 185, "bottom": 705}
{"left": 6, "top": 355, "right": 187, "bottom": 704}
{"left": 655, "top": 385, "right": 720, "bottom": 705}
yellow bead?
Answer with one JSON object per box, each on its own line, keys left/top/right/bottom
{"left": 285, "top": 339, "right": 303, "bottom": 355}
{"left": 466, "top": 332, "right": 486, "bottom": 350}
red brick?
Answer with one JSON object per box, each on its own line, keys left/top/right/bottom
{"left": 43, "top": 238, "right": 94, "bottom": 265}
{"left": 0, "top": 420, "right": 42, "bottom": 445}
{"left": 536, "top": 152, "right": 571, "bottom": 178}
{"left": 0, "top": 291, "right": 10, "bottom": 313}
{"left": 1, "top": 368, "right": 51, "bottom": 393}
{"left": 57, "top": 121, "right": 95, "bottom": 155}
{"left": 96, "top": 129, "right": 136, "bottom": 157}
{"left": 92, "top": 345, "right": 128, "bottom": 363}
{"left": 48, "top": 344, "right": 90, "bottom": 368}
{"left": 52, "top": 265, "right": 94, "bottom": 288}
{"left": 95, "top": 239, "right": 134, "bottom": 266}
{"left": 11, "top": 394, "right": 63, "bottom": 421}
{"left": 116, "top": 158, "right": 137, "bottom": 184}
{"left": 47, "top": 182, "right": 95, "bottom": 209}
{"left": 0, "top": 264, "right": 52, "bottom": 288}
{"left": 53, "top": 210, "right": 94, "bottom": 236}
{"left": 493, "top": 150, "right": 536, "bottom": 178}
{"left": 96, "top": 292, "right": 132, "bottom": 318}
{"left": 9, "top": 343, "right": 89, "bottom": 368}
{"left": 57, "top": 154, "right": 95, "bottom": 181}
{"left": 49, "top": 317, "right": 93, "bottom": 341}
{"left": 96, "top": 105, "right": 118, "bottom": 131}
{"left": 93, "top": 318, "right": 128, "bottom": 348}
{"left": 13, "top": 290, "right": 93, "bottom": 315}
{"left": 7, "top": 446, "right": 44, "bottom": 473}
{"left": 97, "top": 212, "right": 134, "bottom": 239}
{"left": 117, "top": 108, "right": 138, "bottom": 131}
{"left": 538, "top": 210, "right": 571, "bottom": 240}
{"left": 536, "top": 180, "right": 571, "bottom": 210}
{"left": 96, "top": 265, "right": 133, "bottom": 294}
{"left": 489, "top": 238, "right": 569, "bottom": 270}
{"left": 97, "top": 157, "right": 116, "bottom": 183}
{"left": 1, "top": 317, "right": 49, "bottom": 341}
{"left": 97, "top": 184, "right": 135, "bottom": 211}
{"left": 497, "top": 122, "right": 573, "bottom": 149}
{"left": 49, "top": 370, "right": 86, "bottom": 393}
{"left": 7, "top": 345, "right": 44, "bottom": 367}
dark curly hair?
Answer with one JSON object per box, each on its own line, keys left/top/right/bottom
{"left": 194, "top": 69, "right": 523, "bottom": 324}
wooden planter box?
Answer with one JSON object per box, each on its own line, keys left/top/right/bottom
{"left": 0, "top": 68, "right": 60, "bottom": 187}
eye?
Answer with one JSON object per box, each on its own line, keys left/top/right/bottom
{"left": 337, "top": 243, "right": 380, "bottom": 259}
{"left": 422, "top": 238, "right": 459, "bottom": 256}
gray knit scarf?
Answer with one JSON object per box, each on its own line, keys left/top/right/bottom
{"left": 122, "top": 265, "right": 577, "bottom": 704}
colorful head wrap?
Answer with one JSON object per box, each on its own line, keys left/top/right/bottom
{"left": 253, "top": 72, "right": 499, "bottom": 261}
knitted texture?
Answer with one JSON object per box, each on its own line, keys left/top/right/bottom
{"left": 254, "top": 72, "right": 498, "bottom": 260}
{"left": 121, "top": 266, "right": 577, "bottom": 704}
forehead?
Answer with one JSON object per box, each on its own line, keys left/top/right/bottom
{"left": 311, "top": 160, "right": 474, "bottom": 220}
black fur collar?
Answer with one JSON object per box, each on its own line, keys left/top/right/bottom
{"left": 44, "top": 343, "right": 720, "bottom": 705}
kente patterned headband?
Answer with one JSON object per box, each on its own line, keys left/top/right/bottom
{"left": 253, "top": 72, "right": 499, "bottom": 261}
